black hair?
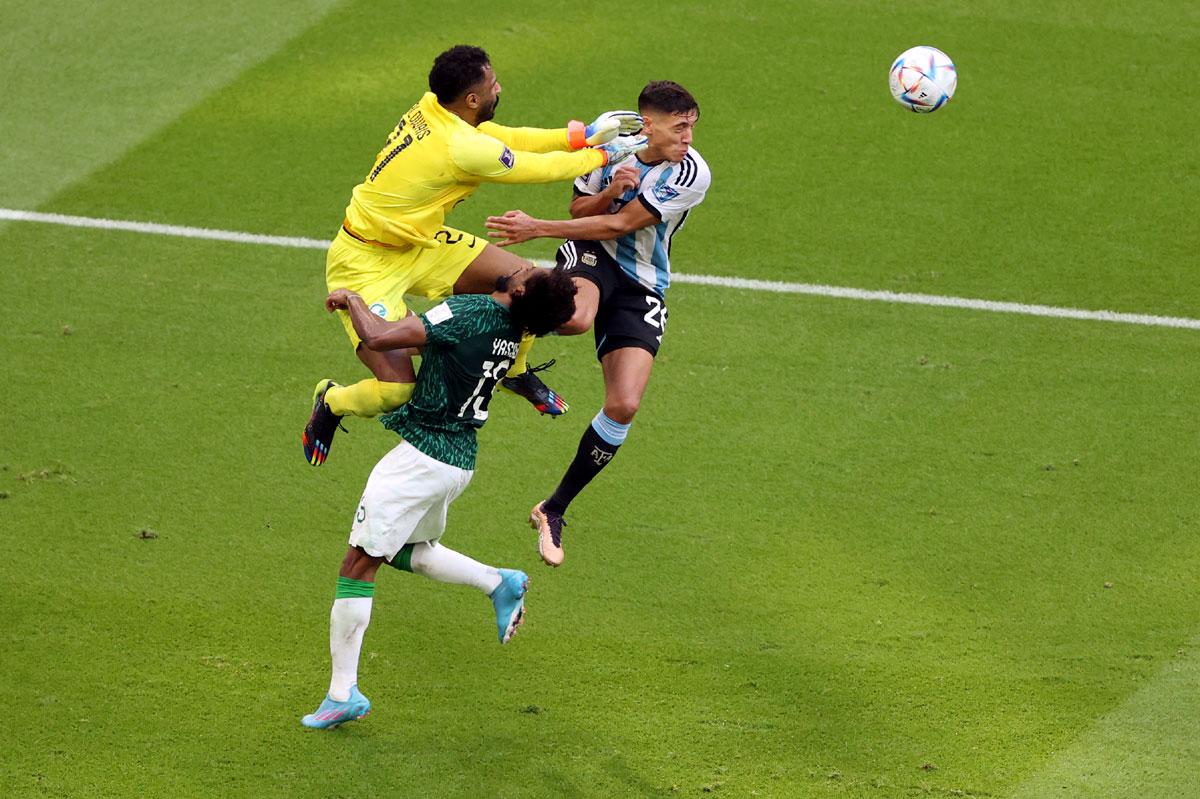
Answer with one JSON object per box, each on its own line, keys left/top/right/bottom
{"left": 509, "top": 268, "right": 578, "bottom": 336}
{"left": 638, "top": 80, "right": 699, "bottom": 118}
{"left": 428, "top": 45, "right": 491, "bottom": 104}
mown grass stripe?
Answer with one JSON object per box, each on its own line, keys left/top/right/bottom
{"left": 1007, "top": 635, "right": 1200, "bottom": 798}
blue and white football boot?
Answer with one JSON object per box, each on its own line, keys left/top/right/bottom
{"left": 301, "top": 684, "right": 371, "bottom": 729}
{"left": 490, "top": 569, "right": 529, "bottom": 644}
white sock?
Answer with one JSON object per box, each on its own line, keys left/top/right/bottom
{"left": 409, "top": 541, "right": 502, "bottom": 595}
{"left": 328, "top": 597, "right": 373, "bottom": 701}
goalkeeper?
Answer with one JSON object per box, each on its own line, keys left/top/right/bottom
{"left": 303, "top": 44, "right": 646, "bottom": 466}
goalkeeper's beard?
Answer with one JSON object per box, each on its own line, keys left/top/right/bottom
{"left": 478, "top": 94, "right": 500, "bottom": 124}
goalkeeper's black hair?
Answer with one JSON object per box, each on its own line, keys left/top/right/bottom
{"left": 509, "top": 268, "right": 578, "bottom": 337}
{"left": 638, "top": 81, "right": 700, "bottom": 118}
{"left": 429, "top": 45, "right": 491, "bottom": 104}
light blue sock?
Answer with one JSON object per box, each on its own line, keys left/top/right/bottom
{"left": 591, "top": 410, "right": 631, "bottom": 446}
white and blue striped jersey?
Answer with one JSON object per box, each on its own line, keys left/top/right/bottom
{"left": 572, "top": 147, "right": 710, "bottom": 297}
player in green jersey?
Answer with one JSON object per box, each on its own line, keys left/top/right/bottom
{"left": 301, "top": 264, "right": 577, "bottom": 730}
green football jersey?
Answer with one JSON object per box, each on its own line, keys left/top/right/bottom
{"left": 380, "top": 294, "right": 522, "bottom": 470}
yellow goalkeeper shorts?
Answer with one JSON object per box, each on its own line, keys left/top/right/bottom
{"left": 325, "top": 224, "right": 486, "bottom": 347}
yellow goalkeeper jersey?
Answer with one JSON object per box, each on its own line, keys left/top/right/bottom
{"left": 343, "top": 92, "right": 605, "bottom": 249}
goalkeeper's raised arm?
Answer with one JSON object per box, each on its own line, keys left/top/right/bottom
{"left": 449, "top": 129, "right": 647, "bottom": 185}
{"left": 479, "top": 110, "right": 642, "bottom": 154}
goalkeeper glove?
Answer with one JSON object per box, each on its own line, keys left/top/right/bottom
{"left": 595, "top": 134, "right": 649, "bottom": 166}
{"left": 568, "top": 110, "right": 643, "bottom": 149}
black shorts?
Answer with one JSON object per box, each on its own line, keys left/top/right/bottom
{"left": 555, "top": 240, "right": 668, "bottom": 360}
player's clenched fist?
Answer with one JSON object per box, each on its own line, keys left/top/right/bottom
{"left": 325, "top": 289, "right": 360, "bottom": 312}
{"left": 603, "top": 165, "right": 641, "bottom": 199}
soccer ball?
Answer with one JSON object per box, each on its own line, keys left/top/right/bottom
{"left": 889, "top": 46, "right": 957, "bottom": 113}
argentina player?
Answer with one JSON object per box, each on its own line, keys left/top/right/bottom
{"left": 485, "top": 81, "right": 710, "bottom": 567}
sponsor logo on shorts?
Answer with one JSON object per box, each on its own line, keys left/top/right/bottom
{"left": 369, "top": 302, "right": 388, "bottom": 318}
{"left": 582, "top": 252, "right": 597, "bottom": 266}
{"left": 499, "top": 147, "right": 515, "bottom": 169}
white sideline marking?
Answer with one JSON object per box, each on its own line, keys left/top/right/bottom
{"left": 3, "top": 207, "right": 1198, "bottom": 331}
{"left": 0, "top": 208, "right": 332, "bottom": 250}
{"left": 672, "top": 273, "right": 1200, "bottom": 330}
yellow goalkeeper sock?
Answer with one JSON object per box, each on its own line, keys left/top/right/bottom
{"left": 508, "top": 333, "right": 536, "bottom": 377}
{"left": 325, "top": 379, "right": 414, "bottom": 418}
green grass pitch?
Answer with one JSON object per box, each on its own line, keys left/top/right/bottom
{"left": 3, "top": 1, "right": 1199, "bottom": 797}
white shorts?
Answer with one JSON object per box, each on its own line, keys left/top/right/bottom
{"left": 348, "top": 440, "right": 474, "bottom": 561}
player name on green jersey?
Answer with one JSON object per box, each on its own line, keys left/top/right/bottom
{"left": 381, "top": 294, "right": 521, "bottom": 470}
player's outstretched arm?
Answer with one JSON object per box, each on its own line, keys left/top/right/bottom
{"left": 481, "top": 134, "right": 647, "bottom": 185}
{"left": 451, "top": 131, "right": 604, "bottom": 185}
{"left": 478, "top": 111, "right": 641, "bottom": 154}
{"left": 476, "top": 122, "right": 574, "bottom": 154}
{"left": 454, "top": 126, "right": 645, "bottom": 186}
{"left": 485, "top": 200, "right": 659, "bottom": 247}
{"left": 325, "top": 290, "right": 428, "bottom": 351}
{"left": 481, "top": 149, "right": 606, "bottom": 185}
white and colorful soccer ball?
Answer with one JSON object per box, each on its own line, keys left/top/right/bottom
{"left": 889, "top": 46, "right": 957, "bottom": 113}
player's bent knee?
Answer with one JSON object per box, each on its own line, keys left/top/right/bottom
{"left": 357, "top": 344, "right": 418, "bottom": 383}
{"left": 604, "top": 398, "right": 640, "bottom": 424}
{"left": 378, "top": 381, "right": 415, "bottom": 411}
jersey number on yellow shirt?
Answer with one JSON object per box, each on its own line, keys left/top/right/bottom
{"left": 370, "top": 107, "right": 431, "bottom": 182}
